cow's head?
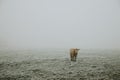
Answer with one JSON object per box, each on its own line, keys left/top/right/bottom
{"left": 75, "top": 48, "right": 80, "bottom": 52}
{"left": 76, "top": 48, "right": 80, "bottom": 50}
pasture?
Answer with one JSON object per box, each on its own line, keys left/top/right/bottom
{"left": 0, "top": 49, "right": 120, "bottom": 80}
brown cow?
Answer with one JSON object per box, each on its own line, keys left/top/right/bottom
{"left": 70, "top": 48, "right": 80, "bottom": 61}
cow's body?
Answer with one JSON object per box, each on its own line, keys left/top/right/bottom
{"left": 70, "top": 48, "right": 80, "bottom": 61}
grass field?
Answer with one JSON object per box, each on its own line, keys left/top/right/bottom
{"left": 0, "top": 49, "right": 120, "bottom": 80}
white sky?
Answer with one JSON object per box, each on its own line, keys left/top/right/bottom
{"left": 0, "top": 0, "right": 120, "bottom": 50}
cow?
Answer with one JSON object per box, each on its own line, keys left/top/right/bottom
{"left": 70, "top": 48, "right": 80, "bottom": 61}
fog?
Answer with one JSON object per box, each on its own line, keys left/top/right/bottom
{"left": 0, "top": 0, "right": 120, "bottom": 50}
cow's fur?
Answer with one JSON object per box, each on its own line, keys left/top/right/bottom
{"left": 70, "top": 48, "right": 80, "bottom": 61}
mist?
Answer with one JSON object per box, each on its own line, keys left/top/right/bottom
{"left": 0, "top": 0, "right": 120, "bottom": 50}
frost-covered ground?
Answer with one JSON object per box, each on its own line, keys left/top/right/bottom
{"left": 0, "top": 49, "right": 120, "bottom": 80}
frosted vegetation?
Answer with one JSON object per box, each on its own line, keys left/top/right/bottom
{"left": 0, "top": 49, "right": 120, "bottom": 80}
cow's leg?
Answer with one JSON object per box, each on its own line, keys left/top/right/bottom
{"left": 72, "top": 53, "right": 76, "bottom": 62}
{"left": 73, "top": 56, "right": 76, "bottom": 62}
{"left": 71, "top": 53, "right": 75, "bottom": 61}
{"left": 74, "top": 53, "right": 77, "bottom": 62}
{"left": 74, "top": 56, "right": 76, "bottom": 62}
{"left": 73, "top": 57, "right": 75, "bottom": 62}
{"left": 70, "top": 53, "right": 73, "bottom": 61}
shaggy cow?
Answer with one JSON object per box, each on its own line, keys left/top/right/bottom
{"left": 70, "top": 48, "right": 80, "bottom": 61}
